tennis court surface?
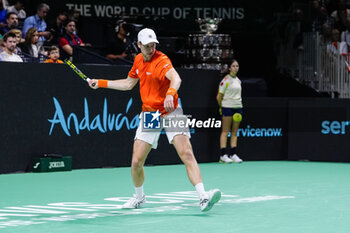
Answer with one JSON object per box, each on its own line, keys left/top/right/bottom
{"left": 1, "top": 161, "right": 349, "bottom": 233}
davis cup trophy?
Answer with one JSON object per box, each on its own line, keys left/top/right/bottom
{"left": 185, "top": 17, "right": 232, "bottom": 73}
{"left": 196, "top": 18, "right": 222, "bottom": 34}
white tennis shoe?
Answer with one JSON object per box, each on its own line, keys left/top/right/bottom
{"left": 230, "top": 154, "right": 243, "bottom": 163}
{"left": 122, "top": 195, "right": 146, "bottom": 209}
{"left": 200, "top": 189, "right": 221, "bottom": 212}
{"left": 219, "top": 154, "right": 233, "bottom": 163}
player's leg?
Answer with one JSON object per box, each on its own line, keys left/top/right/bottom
{"left": 172, "top": 134, "right": 221, "bottom": 212}
{"left": 131, "top": 139, "right": 152, "bottom": 187}
{"left": 172, "top": 134, "right": 202, "bottom": 186}
{"left": 123, "top": 112, "right": 160, "bottom": 209}
{"left": 220, "top": 115, "right": 233, "bottom": 163}
{"left": 165, "top": 107, "right": 221, "bottom": 211}
{"left": 122, "top": 139, "right": 152, "bottom": 209}
{"left": 164, "top": 108, "right": 202, "bottom": 186}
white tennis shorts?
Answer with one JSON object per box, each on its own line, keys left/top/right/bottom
{"left": 134, "top": 107, "right": 191, "bottom": 149}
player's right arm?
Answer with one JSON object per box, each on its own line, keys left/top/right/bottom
{"left": 88, "top": 76, "right": 138, "bottom": 91}
{"left": 216, "top": 92, "right": 223, "bottom": 107}
{"left": 217, "top": 78, "right": 227, "bottom": 106}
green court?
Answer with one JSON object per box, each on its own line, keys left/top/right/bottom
{"left": 1, "top": 161, "right": 349, "bottom": 233}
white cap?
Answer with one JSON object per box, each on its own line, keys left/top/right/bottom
{"left": 138, "top": 28, "right": 159, "bottom": 45}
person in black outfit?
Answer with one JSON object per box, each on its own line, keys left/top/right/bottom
{"left": 46, "top": 11, "right": 67, "bottom": 45}
{"left": 106, "top": 20, "right": 129, "bottom": 61}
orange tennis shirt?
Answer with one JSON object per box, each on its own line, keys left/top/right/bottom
{"left": 128, "top": 50, "right": 178, "bottom": 115}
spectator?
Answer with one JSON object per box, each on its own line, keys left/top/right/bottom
{"left": 330, "top": 0, "right": 350, "bottom": 31}
{"left": 106, "top": 20, "right": 128, "bottom": 60}
{"left": 287, "top": 7, "right": 306, "bottom": 50}
{"left": 59, "top": 19, "right": 84, "bottom": 60}
{"left": 0, "top": 12, "right": 19, "bottom": 35}
{"left": 22, "top": 3, "right": 51, "bottom": 44}
{"left": 68, "top": 9, "right": 80, "bottom": 21}
{"left": 309, "top": 0, "right": 321, "bottom": 31}
{"left": 6, "top": 1, "right": 26, "bottom": 20}
{"left": 19, "top": 27, "right": 46, "bottom": 59}
{"left": 341, "top": 16, "right": 350, "bottom": 50}
{"left": 46, "top": 11, "right": 67, "bottom": 45}
{"left": 321, "top": 23, "right": 333, "bottom": 43}
{"left": 0, "top": 0, "right": 6, "bottom": 29}
{"left": 0, "top": 32, "right": 23, "bottom": 62}
{"left": 68, "top": 9, "right": 81, "bottom": 32}
{"left": 44, "top": 45, "right": 63, "bottom": 63}
{"left": 313, "top": 6, "right": 334, "bottom": 32}
{"left": 8, "top": 28, "right": 22, "bottom": 54}
{"left": 327, "top": 28, "right": 347, "bottom": 54}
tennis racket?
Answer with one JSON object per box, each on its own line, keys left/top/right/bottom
{"left": 64, "top": 59, "right": 95, "bottom": 86}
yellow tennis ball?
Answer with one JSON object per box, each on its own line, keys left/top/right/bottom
{"left": 233, "top": 113, "right": 242, "bottom": 122}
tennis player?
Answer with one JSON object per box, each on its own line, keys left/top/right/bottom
{"left": 88, "top": 28, "right": 221, "bottom": 212}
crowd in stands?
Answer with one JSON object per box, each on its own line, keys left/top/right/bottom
{"left": 0, "top": 1, "right": 87, "bottom": 63}
{"left": 281, "top": 0, "right": 350, "bottom": 55}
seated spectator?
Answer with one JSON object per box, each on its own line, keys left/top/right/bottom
{"left": 0, "top": 12, "right": 19, "bottom": 35}
{"left": 45, "top": 45, "right": 63, "bottom": 63}
{"left": 22, "top": 3, "right": 51, "bottom": 44}
{"left": 68, "top": 9, "right": 81, "bottom": 32}
{"left": 8, "top": 28, "right": 22, "bottom": 54}
{"left": 6, "top": 1, "right": 26, "bottom": 20}
{"left": 0, "top": 32, "right": 23, "bottom": 62}
{"left": 59, "top": 19, "right": 84, "bottom": 60}
{"left": 46, "top": 11, "right": 67, "bottom": 45}
{"left": 19, "top": 27, "right": 46, "bottom": 58}
{"left": 0, "top": 0, "right": 6, "bottom": 29}
{"left": 106, "top": 20, "right": 128, "bottom": 60}
{"left": 68, "top": 9, "right": 80, "bottom": 22}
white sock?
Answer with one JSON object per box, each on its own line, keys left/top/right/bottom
{"left": 135, "top": 185, "right": 144, "bottom": 199}
{"left": 195, "top": 183, "right": 208, "bottom": 200}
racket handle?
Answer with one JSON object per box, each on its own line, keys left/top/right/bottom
{"left": 86, "top": 78, "right": 96, "bottom": 87}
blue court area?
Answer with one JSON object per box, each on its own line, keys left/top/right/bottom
{"left": 1, "top": 161, "right": 350, "bottom": 233}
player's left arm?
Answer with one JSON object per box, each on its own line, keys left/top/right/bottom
{"left": 164, "top": 68, "right": 181, "bottom": 113}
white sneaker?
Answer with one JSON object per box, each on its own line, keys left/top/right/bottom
{"left": 219, "top": 154, "right": 233, "bottom": 163}
{"left": 200, "top": 189, "right": 221, "bottom": 212}
{"left": 122, "top": 195, "right": 146, "bottom": 209}
{"left": 230, "top": 154, "right": 243, "bottom": 163}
